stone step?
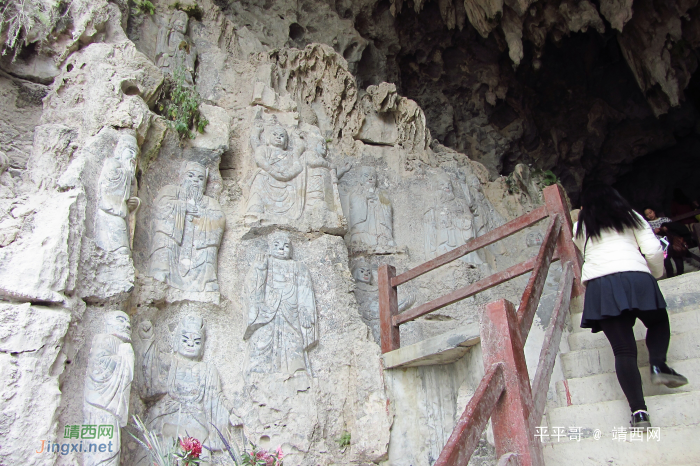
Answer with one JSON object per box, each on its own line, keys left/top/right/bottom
{"left": 542, "top": 424, "right": 700, "bottom": 466}
{"left": 555, "top": 358, "right": 700, "bottom": 406}
{"left": 544, "top": 391, "right": 700, "bottom": 432}
{"left": 561, "top": 330, "right": 700, "bottom": 379}
{"left": 567, "top": 308, "right": 700, "bottom": 351}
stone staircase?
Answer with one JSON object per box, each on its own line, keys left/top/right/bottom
{"left": 542, "top": 271, "right": 700, "bottom": 465}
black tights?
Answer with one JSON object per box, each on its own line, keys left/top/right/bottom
{"left": 597, "top": 309, "right": 671, "bottom": 413}
{"left": 664, "top": 256, "right": 684, "bottom": 277}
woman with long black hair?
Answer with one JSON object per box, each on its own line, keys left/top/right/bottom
{"left": 574, "top": 184, "right": 688, "bottom": 428}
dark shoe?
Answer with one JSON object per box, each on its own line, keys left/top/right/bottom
{"left": 650, "top": 364, "right": 689, "bottom": 388}
{"left": 631, "top": 410, "right": 652, "bottom": 429}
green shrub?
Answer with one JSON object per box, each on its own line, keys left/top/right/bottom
{"left": 158, "top": 66, "right": 208, "bottom": 140}
{"left": 131, "top": 0, "right": 155, "bottom": 15}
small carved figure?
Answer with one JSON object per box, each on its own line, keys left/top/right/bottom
{"left": 245, "top": 122, "right": 306, "bottom": 224}
{"left": 352, "top": 259, "right": 414, "bottom": 343}
{"left": 155, "top": 10, "right": 197, "bottom": 84}
{"left": 149, "top": 161, "right": 226, "bottom": 293}
{"left": 526, "top": 231, "right": 544, "bottom": 248}
{"left": 341, "top": 166, "right": 396, "bottom": 250}
{"left": 303, "top": 137, "right": 351, "bottom": 215}
{"left": 465, "top": 174, "right": 506, "bottom": 256}
{"left": 423, "top": 174, "right": 482, "bottom": 264}
{"left": 244, "top": 232, "right": 318, "bottom": 375}
{"left": 95, "top": 134, "right": 140, "bottom": 255}
{"left": 83, "top": 311, "right": 134, "bottom": 466}
{"left": 137, "top": 315, "right": 232, "bottom": 451}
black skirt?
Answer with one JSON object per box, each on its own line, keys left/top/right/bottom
{"left": 581, "top": 271, "right": 667, "bottom": 333}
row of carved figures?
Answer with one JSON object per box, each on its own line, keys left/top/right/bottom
{"left": 97, "top": 127, "right": 505, "bottom": 287}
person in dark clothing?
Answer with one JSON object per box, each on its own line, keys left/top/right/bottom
{"left": 659, "top": 222, "right": 691, "bottom": 277}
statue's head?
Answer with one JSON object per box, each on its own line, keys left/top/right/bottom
{"left": 315, "top": 139, "right": 328, "bottom": 158}
{"left": 351, "top": 259, "right": 372, "bottom": 284}
{"left": 172, "top": 10, "right": 188, "bottom": 34}
{"left": 434, "top": 174, "right": 454, "bottom": 200}
{"left": 175, "top": 315, "right": 205, "bottom": 360}
{"left": 267, "top": 126, "right": 289, "bottom": 150}
{"left": 358, "top": 166, "right": 377, "bottom": 188}
{"left": 526, "top": 231, "right": 543, "bottom": 248}
{"left": 180, "top": 161, "right": 208, "bottom": 202}
{"left": 268, "top": 231, "right": 292, "bottom": 260}
{"left": 105, "top": 311, "right": 131, "bottom": 343}
{"left": 114, "top": 134, "right": 139, "bottom": 166}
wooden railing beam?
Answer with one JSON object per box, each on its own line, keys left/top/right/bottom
{"left": 482, "top": 299, "right": 544, "bottom": 466}
{"left": 530, "top": 262, "right": 574, "bottom": 428}
{"left": 434, "top": 363, "right": 505, "bottom": 466}
{"left": 378, "top": 264, "right": 400, "bottom": 354}
{"left": 517, "top": 214, "right": 562, "bottom": 343}
{"left": 391, "top": 206, "right": 549, "bottom": 288}
{"left": 543, "top": 184, "right": 584, "bottom": 297}
{"left": 394, "top": 252, "right": 560, "bottom": 327}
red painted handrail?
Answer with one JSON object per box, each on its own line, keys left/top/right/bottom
{"left": 378, "top": 184, "right": 583, "bottom": 466}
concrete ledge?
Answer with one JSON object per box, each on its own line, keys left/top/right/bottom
{"left": 382, "top": 324, "right": 480, "bottom": 369}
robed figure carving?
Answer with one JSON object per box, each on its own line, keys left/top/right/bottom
{"left": 137, "top": 316, "right": 232, "bottom": 453}
{"left": 244, "top": 232, "right": 318, "bottom": 375}
{"left": 245, "top": 122, "right": 306, "bottom": 225}
{"left": 341, "top": 166, "right": 396, "bottom": 250}
{"left": 83, "top": 311, "right": 134, "bottom": 466}
{"left": 149, "top": 162, "right": 226, "bottom": 292}
{"left": 95, "top": 135, "right": 140, "bottom": 255}
{"left": 423, "top": 174, "right": 482, "bottom": 265}
{"left": 155, "top": 11, "right": 197, "bottom": 85}
{"left": 465, "top": 174, "right": 506, "bottom": 257}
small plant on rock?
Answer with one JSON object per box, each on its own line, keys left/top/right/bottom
{"left": 158, "top": 66, "right": 209, "bottom": 140}
{"left": 128, "top": 415, "right": 203, "bottom": 466}
{"left": 131, "top": 0, "right": 155, "bottom": 15}
{"left": 335, "top": 431, "right": 351, "bottom": 450}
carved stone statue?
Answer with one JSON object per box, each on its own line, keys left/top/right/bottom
{"left": 245, "top": 122, "right": 306, "bottom": 225}
{"left": 303, "top": 137, "right": 351, "bottom": 216}
{"left": 137, "top": 315, "right": 232, "bottom": 452}
{"left": 149, "top": 161, "right": 226, "bottom": 293}
{"left": 244, "top": 232, "right": 318, "bottom": 375}
{"left": 155, "top": 10, "right": 197, "bottom": 84}
{"left": 423, "top": 174, "right": 482, "bottom": 265}
{"left": 526, "top": 231, "right": 544, "bottom": 248}
{"left": 352, "top": 259, "right": 414, "bottom": 343}
{"left": 95, "top": 134, "right": 140, "bottom": 255}
{"left": 83, "top": 311, "right": 134, "bottom": 466}
{"left": 465, "top": 174, "right": 506, "bottom": 256}
{"left": 341, "top": 166, "right": 396, "bottom": 251}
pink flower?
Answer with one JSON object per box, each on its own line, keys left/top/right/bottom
{"left": 180, "top": 437, "right": 202, "bottom": 458}
{"left": 255, "top": 449, "right": 276, "bottom": 466}
{"left": 276, "top": 446, "right": 284, "bottom": 460}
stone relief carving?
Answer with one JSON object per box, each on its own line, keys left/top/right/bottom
{"left": 340, "top": 166, "right": 396, "bottom": 252}
{"left": 304, "top": 136, "right": 351, "bottom": 217}
{"left": 149, "top": 161, "right": 226, "bottom": 293}
{"left": 244, "top": 232, "right": 318, "bottom": 376}
{"left": 245, "top": 121, "right": 306, "bottom": 224}
{"left": 137, "top": 315, "right": 232, "bottom": 452}
{"left": 508, "top": 164, "right": 543, "bottom": 212}
{"left": 526, "top": 231, "right": 544, "bottom": 248}
{"left": 352, "top": 259, "right": 415, "bottom": 343}
{"left": 155, "top": 10, "right": 197, "bottom": 84}
{"left": 423, "top": 174, "right": 483, "bottom": 265}
{"left": 245, "top": 118, "right": 349, "bottom": 232}
{"left": 95, "top": 134, "right": 140, "bottom": 255}
{"left": 464, "top": 174, "right": 506, "bottom": 257}
{"left": 83, "top": 311, "right": 134, "bottom": 466}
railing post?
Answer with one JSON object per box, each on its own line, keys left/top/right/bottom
{"left": 542, "top": 184, "right": 584, "bottom": 297}
{"left": 378, "top": 264, "right": 400, "bottom": 353}
{"left": 481, "top": 299, "right": 544, "bottom": 466}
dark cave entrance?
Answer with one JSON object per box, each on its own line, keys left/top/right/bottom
{"left": 351, "top": 0, "right": 700, "bottom": 212}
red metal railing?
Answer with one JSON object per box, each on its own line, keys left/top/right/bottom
{"left": 378, "top": 184, "right": 583, "bottom": 466}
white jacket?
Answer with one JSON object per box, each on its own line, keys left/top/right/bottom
{"left": 572, "top": 212, "right": 664, "bottom": 283}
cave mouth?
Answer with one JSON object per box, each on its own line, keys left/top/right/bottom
{"left": 346, "top": 0, "right": 700, "bottom": 211}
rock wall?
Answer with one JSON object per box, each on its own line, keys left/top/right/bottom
{"left": 0, "top": 0, "right": 569, "bottom": 465}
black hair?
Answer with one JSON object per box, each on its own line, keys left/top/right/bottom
{"left": 576, "top": 183, "right": 644, "bottom": 240}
